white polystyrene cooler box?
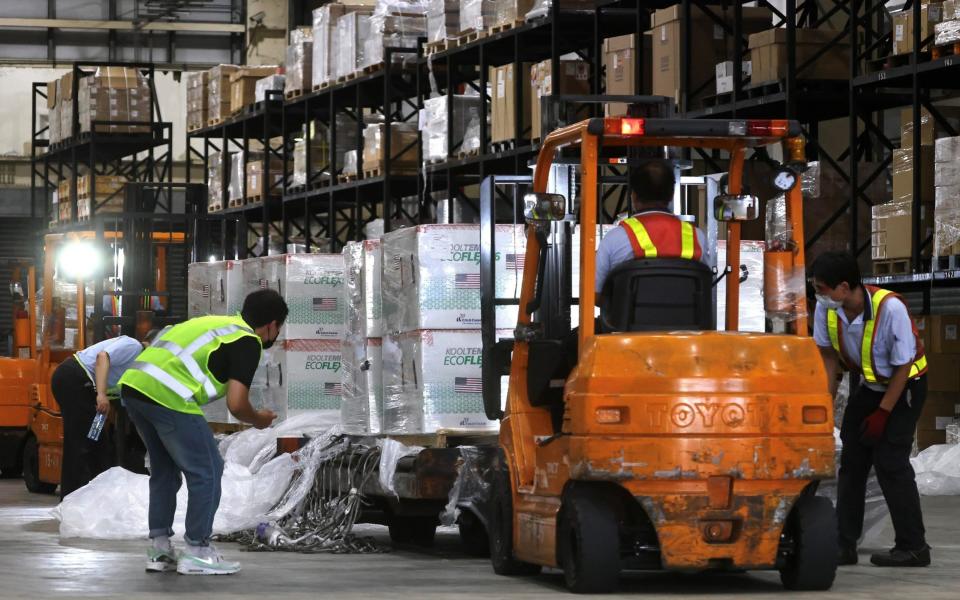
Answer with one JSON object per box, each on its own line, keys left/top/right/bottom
{"left": 381, "top": 224, "right": 526, "bottom": 333}
{"left": 362, "top": 240, "right": 383, "bottom": 337}
{"left": 187, "top": 262, "right": 213, "bottom": 318}
{"left": 381, "top": 329, "right": 510, "bottom": 434}
{"left": 281, "top": 338, "right": 343, "bottom": 420}
{"left": 340, "top": 336, "right": 383, "bottom": 435}
{"left": 716, "top": 240, "right": 765, "bottom": 332}
{"left": 281, "top": 254, "right": 346, "bottom": 340}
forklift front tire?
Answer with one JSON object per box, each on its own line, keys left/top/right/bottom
{"left": 559, "top": 489, "right": 620, "bottom": 594}
{"left": 779, "top": 494, "right": 838, "bottom": 591}
{"left": 22, "top": 436, "right": 57, "bottom": 495}
{"left": 489, "top": 469, "right": 541, "bottom": 576}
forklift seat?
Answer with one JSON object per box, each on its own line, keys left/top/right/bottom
{"left": 599, "top": 258, "right": 715, "bottom": 332}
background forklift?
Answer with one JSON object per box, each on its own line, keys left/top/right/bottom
{"left": 478, "top": 114, "right": 837, "bottom": 593}
{"left": 2, "top": 182, "right": 230, "bottom": 494}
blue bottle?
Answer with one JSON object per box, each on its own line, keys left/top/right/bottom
{"left": 87, "top": 413, "right": 106, "bottom": 441}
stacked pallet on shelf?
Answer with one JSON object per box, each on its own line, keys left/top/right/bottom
{"left": 420, "top": 95, "right": 483, "bottom": 162}
{"left": 335, "top": 10, "right": 374, "bottom": 80}
{"left": 245, "top": 157, "right": 284, "bottom": 204}
{"left": 362, "top": 121, "right": 419, "bottom": 177}
{"left": 207, "top": 64, "right": 239, "bottom": 126}
{"left": 312, "top": 4, "right": 372, "bottom": 89}
{"left": 459, "top": 0, "right": 496, "bottom": 37}
{"left": 254, "top": 74, "right": 285, "bottom": 103}
{"left": 892, "top": 2, "right": 943, "bottom": 56}
{"left": 934, "top": 136, "right": 960, "bottom": 260}
{"left": 285, "top": 27, "right": 313, "bottom": 98}
{"left": 747, "top": 28, "right": 850, "bottom": 85}
{"left": 426, "top": 0, "right": 460, "bottom": 52}
{"left": 229, "top": 66, "right": 280, "bottom": 114}
{"left": 77, "top": 175, "right": 126, "bottom": 220}
{"left": 47, "top": 67, "right": 151, "bottom": 145}
{"left": 363, "top": 0, "right": 427, "bottom": 73}
{"left": 291, "top": 120, "right": 331, "bottom": 189}
{"left": 207, "top": 151, "right": 226, "bottom": 213}
{"left": 380, "top": 224, "right": 524, "bottom": 434}
{"left": 490, "top": 62, "right": 532, "bottom": 143}
{"left": 185, "top": 71, "right": 208, "bottom": 132}
{"left": 530, "top": 59, "right": 590, "bottom": 140}
{"left": 934, "top": 1, "right": 960, "bottom": 57}
{"left": 492, "top": 0, "right": 534, "bottom": 32}
{"left": 57, "top": 179, "right": 71, "bottom": 223}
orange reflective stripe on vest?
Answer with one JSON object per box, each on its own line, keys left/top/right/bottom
{"left": 619, "top": 213, "right": 702, "bottom": 261}
{"left": 826, "top": 286, "right": 927, "bottom": 384}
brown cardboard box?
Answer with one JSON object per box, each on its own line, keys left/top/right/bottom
{"left": 917, "top": 390, "right": 958, "bottom": 449}
{"left": 747, "top": 28, "right": 850, "bottom": 84}
{"left": 76, "top": 175, "right": 127, "bottom": 218}
{"left": 245, "top": 160, "right": 284, "bottom": 200}
{"left": 208, "top": 64, "right": 240, "bottom": 123}
{"left": 59, "top": 72, "right": 75, "bottom": 101}
{"left": 892, "top": 146, "right": 935, "bottom": 204}
{"left": 492, "top": 63, "right": 532, "bottom": 142}
{"left": 531, "top": 59, "right": 591, "bottom": 139}
{"left": 892, "top": 4, "right": 944, "bottom": 56}
{"left": 929, "top": 315, "right": 960, "bottom": 353}
{"left": 871, "top": 200, "right": 933, "bottom": 260}
{"left": 925, "top": 352, "right": 960, "bottom": 391}
{"left": 47, "top": 80, "right": 58, "bottom": 109}
{"left": 361, "top": 123, "right": 419, "bottom": 172}
{"left": 603, "top": 34, "right": 652, "bottom": 116}
{"left": 900, "top": 106, "right": 960, "bottom": 149}
{"left": 229, "top": 67, "right": 278, "bottom": 114}
{"left": 494, "top": 0, "right": 536, "bottom": 27}
{"left": 650, "top": 5, "right": 771, "bottom": 106}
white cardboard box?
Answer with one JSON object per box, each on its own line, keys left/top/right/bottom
{"left": 279, "top": 338, "right": 344, "bottom": 419}
{"left": 382, "top": 329, "right": 509, "bottom": 434}
{"left": 381, "top": 224, "right": 526, "bottom": 332}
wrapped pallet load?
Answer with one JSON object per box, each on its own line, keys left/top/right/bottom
{"left": 285, "top": 27, "right": 313, "bottom": 97}
{"left": 935, "top": 136, "right": 960, "bottom": 258}
{"left": 76, "top": 67, "right": 151, "bottom": 135}
{"left": 229, "top": 66, "right": 279, "bottom": 114}
{"left": 420, "top": 95, "right": 483, "bottom": 162}
{"left": 362, "top": 121, "right": 420, "bottom": 175}
{"left": 427, "top": 0, "right": 460, "bottom": 43}
{"left": 336, "top": 11, "right": 373, "bottom": 80}
{"left": 380, "top": 225, "right": 525, "bottom": 434}
{"left": 291, "top": 120, "right": 331, "bottom": 188}
{"left": 254, "top": 74, "right": 285, "bottom": 103}
{"left": 312, "top": 4, "right": 372, "bottom": 88}
{"left": 363, "top": 0, "right": 427, "bottom": 70}
{"left": 185, "top": 71, "right": 208, "bottom": 132}
{"left": 207, "top": 64, "right": 239, "bottom": 124}
{"left": 459, "top": 0, "right": 496, "bottom": 33}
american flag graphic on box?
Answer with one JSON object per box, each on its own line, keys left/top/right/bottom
{"left": 454, "top": 273, "right": 481, "bottom": 289}
{"left": 505, "top": 253, "right": 525, "bottom": 271}
{"left": 324, "top": 382, "right": 342, "bottom": 396}
{"left": 454, "top": 377, "right": 482, "bottom": 393}
{"left": 313, "top": 297, "right": 338, "bottom": 311}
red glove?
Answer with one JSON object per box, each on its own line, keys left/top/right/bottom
{"left": 860, "top": 407, "right": 891, "bottom": 446}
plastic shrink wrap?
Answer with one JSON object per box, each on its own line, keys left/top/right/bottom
{"left": 255, "top": 74, "right": 285, "bottom": 102}
{"left": 340, "top": 336, "right": 383, "bottom": 434}
{"left": 427, "top": 0, "right": 460, "bottom": 42}
{"left": 363, "top": 0, "right": 427, "bottom": 69}
{"left": 419, "top": 95, "right": 483, "bottom": 162}
{"left": 285, "top": 27, "right": 313, "bottom": 95}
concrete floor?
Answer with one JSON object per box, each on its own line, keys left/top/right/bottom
{"left": 2, "top": 480, "right": 959, "bottom": 599}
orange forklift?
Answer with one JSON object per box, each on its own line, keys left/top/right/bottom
{"left": 1, "top": 228, "right": 185, "bottom": 493}
{"left": 479, "top": 116, "right": 836, "bottom": 592}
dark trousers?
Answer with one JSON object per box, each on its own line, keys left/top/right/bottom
{"left": 837, "top": 375, "right": 927, "bottom": 551}
{"left": 53, "top": 358, "right": 113, "bottom": 499}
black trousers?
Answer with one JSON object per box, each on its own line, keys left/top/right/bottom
{"left": 52, "top": 358, "right": 112, "bottom": 499}
{"left": 837, "top": 375, "right": 927, "bottom": 551}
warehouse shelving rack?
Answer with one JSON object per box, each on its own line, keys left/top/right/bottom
{"left": 185, "top": 90, "right": 297, "bottom": 257}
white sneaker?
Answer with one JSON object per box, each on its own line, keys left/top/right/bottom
{"left": 146, "top": 542, "right": 178, "bottom": 573}
{"left": 176, "top": 544, "right": 241, "bottom": 576}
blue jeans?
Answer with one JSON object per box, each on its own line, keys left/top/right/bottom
{"left": 124, "top": 396, "right": 224, "bottom": 546}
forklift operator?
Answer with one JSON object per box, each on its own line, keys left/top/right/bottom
{"left": 595, "top": 159, "right": 711, "bottom": 303}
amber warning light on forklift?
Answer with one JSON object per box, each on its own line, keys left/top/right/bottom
{"left": 620, "top": 118, "right": 645, "bottom": 136}
{"left": 600, "top": 117, "right": 796, "bottom": 138}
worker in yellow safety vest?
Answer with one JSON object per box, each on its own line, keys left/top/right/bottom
{"left": 118, "top": 289, "right": 287, "bottom": 576}
{"left": 811, "top": 251, "right": 930, "bottom": 569}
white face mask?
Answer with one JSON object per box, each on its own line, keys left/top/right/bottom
{"left": 816, "top": 293, "right": 843, "bottom": 310}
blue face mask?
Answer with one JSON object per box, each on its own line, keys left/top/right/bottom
{"left": 816, "top": 293, "right": 843, "bottom": 310}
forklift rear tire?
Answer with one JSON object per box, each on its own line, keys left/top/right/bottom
{"left": 559, "top": 489, "right": 620, "bottom": 594}
{"left": 22, "top": 436, "right": 57, "bottom": 495}
{"left": 488, "top": 469, "right": 541, "bottom": 576}
{"left": 779, "top": 495, "right": 838, "bottom": 591}
{"left": 388, "top": 516, "right": 437, "bottom": 547}
{"left": 458, "top": 510, "right": 490, "bottom": 557}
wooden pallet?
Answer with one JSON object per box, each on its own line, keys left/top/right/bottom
{"left": 873, "top": 258, "right": 911, "bottom": 276}
{"left": 338, "top": 173, "right": 358, "bottom": 184}
{"left": 461, "top": 28, "right": 487, "bottom": 44}
{"left": 207, "top": 117, "right": 225, "bottom": 128}
{"left": 455, "top": 148, "right": 480, "bottom": 161}
{"left": 244, "top": 194, "right": 279, "bottom": 205}
{"left": 285, "top": 88, "right": 305, "bottom": 100}
{"left": 361, "top": 62, "right": 384, "bottom": 77}
{"left": 490, "top": 139, "right": 518, "bottom": 153}
{"left": 933, "top": 41, "right": 960, "bottom": 60}
{"left": 312, "top": 80, "right": 334, "bottom": 92}
{"left": 488, "top": 19, "right": 523, "bottom": 35}
{"left": 869, "top": 51, "right": 933, "bottom": 72}
{"left": 208, "top": 203, "right": 223, "bottom": 213}
{"left": 383, "top": 431, "right": 499, "bottom": 449}
{"left": 187, "top": 124, "right": 204, "bottom": 134}
{"left": 227, "top": 197, "right": 245, "bottom": 209}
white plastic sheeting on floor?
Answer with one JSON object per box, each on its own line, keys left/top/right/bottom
{"left": 913, "top": 443, "right": 960, "bottom": 496}
{"left": 52, "top": 412, "right": 341, "bottom": 540}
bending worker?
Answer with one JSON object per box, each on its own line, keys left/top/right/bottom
{"left": 595, "top": 159, "right": 711, "bottom": 300}
{"left": 118, "top": 289, "right": 287, "bottom": 576}
{"left": 811, "top": 251, "right": 930, "bottom": 568}
{"left": 54, "top": 332, "right": 156, "bottom": 499}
